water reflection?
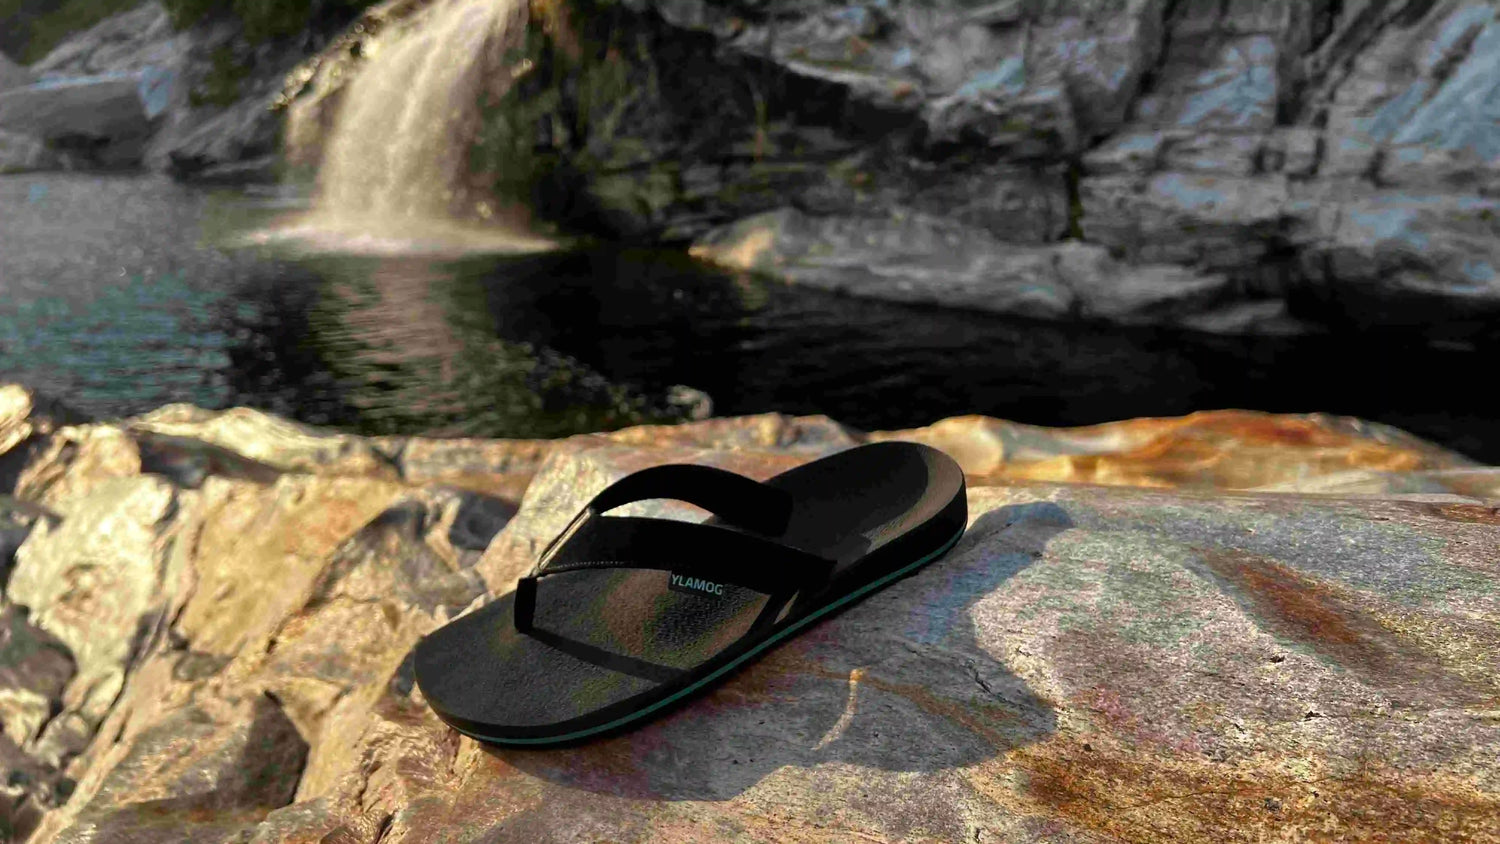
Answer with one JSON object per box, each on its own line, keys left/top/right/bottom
{"left": 5, "top": 175, "right": 1500, "bottom": 461}
{"left": 213, "top": 253, "right": 680, "bottom": 438}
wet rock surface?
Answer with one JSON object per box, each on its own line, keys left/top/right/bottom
{"left": 0, "top": 383, "right": 1495, "bottom": 842}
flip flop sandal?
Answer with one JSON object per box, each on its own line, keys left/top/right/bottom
{"left": 414, "top": 441, "right": 967, "bottom": 746}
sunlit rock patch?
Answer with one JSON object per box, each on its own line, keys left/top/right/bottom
{"left": 0, "top": 384, "right": 1496, "bottom": 841}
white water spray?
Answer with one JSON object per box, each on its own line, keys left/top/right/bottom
{"left": 261, "top": 0, "right": 552, "bottom": 255}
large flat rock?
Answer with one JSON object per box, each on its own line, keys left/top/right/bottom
{"left": 235, "top": 451, "right": 1500, "bottom": 841}
{"left": 691, "top": 207, "right": 1261, "bottom": 329}
{"left": 0, "top": 384, "right": 1495, "bottom": 842}
{"left": 0, "top": 75, "right": 150, "bottom": 160}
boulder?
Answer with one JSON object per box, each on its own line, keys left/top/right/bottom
{"left": 1, "top": 731, "right": 64, "bottom": 843}
{"left": 0, "top": 76, "right": 151, "bottom": 166}
{"left": 49, "top": 696, "right": 307, "bottom": 843}
{"left": 155, "top": 93, "right": 283, "bottom": 178}
{"left": 0, "top": 129, "right": 62, "bottom": 174}
{"left": 691, "top": 208, "right": 1285, "bottom": 330}
{"left": 0, "top": 605, "right": 74, "bottom": 748}
{"left": 8, "top": 0, "right": 340, "bottom": 178}
{"left": 5, "top": 476, "right": 186, "bottom": 756}
{"left": 304, "top": 449, "right": 1498, "bottom": 844}
{"left": 0, "top": 383, "right": 1497, "bottom": 842}
{"left": 0, "top": 52, "right": 35, "bottom": 93}
{"left": 0, "top": 385, "right": 86, "bottom": 495}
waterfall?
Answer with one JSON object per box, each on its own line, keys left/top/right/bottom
{"left": 265, "top": 0, "right": 552, "bottom": 253}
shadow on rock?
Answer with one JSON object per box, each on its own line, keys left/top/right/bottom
{"left": 493, "top": 502, "right": 1072, "bottom": 802}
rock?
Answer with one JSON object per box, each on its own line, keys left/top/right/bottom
{"left": 47, "top": 696, "right": 307, "bottom": 843}
{"left": 1, "top": 383, "right": 1497, "bottom": 841}
{"left": 5, "top": 476, "right": 185, "bottom": 750}
{"left": 275, "top": 0, "right": 1500, "bottom": 336}
{"left": 1290, "top": 190, "right": 1500, "bottom": 324}
{"left": 1, "top": 732, "right": 65, "bottom": 843}
{"left": 153, "top": 83, "right": 283, "bottom": 178}
{"left": 10, "top": 0, "right": 362, "bottom": 178}
{"left": 1318, "top": 2, "right": 1500, "bottom": 178}
{"left": 692, "top": 207, "right": 1251, "bottom": 328}
{"left": 28, "top": 4, "right": 180, "bottom": 77}
{"left": 869, "top": 409, "right": 1481, "bottom": 494}
{"left": 170, "top": 152, "right": 278, "bottom": 184}
{"left": 692, "top": 207, "right": 1079, "bottom": 318}
{"left": 127, "top": 402, "right": 398, "bottom": 479}
{"left": 1080, "top": 172, "right": 1290, "bottom": 271}
{"left": 0, "top": 129, "right": 62, "bottom": 174}
{"left": 235, "top": 449, "right": 1500, "bottom": 841}
{"left": 1, "top": 498, "right": 54, "bottom": 588}
{"left": 0, "top": 76, "right": 151, "bottom": 166}
{"left": 0, "top": 52, "right": 35, "bottom": 93}
{"left": 0, "top": 386, "right": 86, "bottom": 497}
{"left": 0, "top": 605, "right": 74, "bottom": 747}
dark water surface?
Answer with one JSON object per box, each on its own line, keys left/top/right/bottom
{"left": 3, "top": 174, "right": 1497, "bottom": 460}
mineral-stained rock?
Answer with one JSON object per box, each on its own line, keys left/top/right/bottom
{"left": 5, "top": 476, "right": 184, "bottom": 759}
{"left": 127, "top": 403, "right": 398, "bottom": 479}
{"left": 235, "top": 449, "right": 1500, "bottom": 843}
{"left": 1, "top": 384, "right": 1497, "bottom": 842}
{"left": 48, "top": 695, "right": 307, "bottom": 844}
{"left": 869, "top": 409, "right": 1484, "bottom": 494}
{"left": 0, "top": 606, "right": 73, "bottom": 748}
{"left": 0, "top": 386, "right": 85, "bottom": 494}
{"left": 1, "top": 732, "right": 64, "bottom": 843}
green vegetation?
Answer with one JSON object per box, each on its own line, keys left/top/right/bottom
{"left": 188, "top": 45, "right": 247, "bottom": 106}
{"left": 468, "top": 2, "right": 702, "bottom": 233}
{"left": 471, "top": 19, "right": 646, "bottom": 210}
{"left": 0, "top": 0, "right": 141, "bottom": 63}
{"left": 161, "top": 0, "right": 379, "bottom": 42}
{"left": 0, "top": 0, "right": 379, "bottom": 64}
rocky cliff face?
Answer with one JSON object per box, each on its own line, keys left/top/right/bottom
{"left": 1, "top": 382, "right": 1497, "bottom": 842}
{"left": 10, "top": 1, "right": 1500, "bottom": 334}
{"left": 670, "top": 0, "right": 1500, "bottom": 336}
{"left": 0, "top": 2, "right": 363, "bottom": 179}
{"left": 283, "top": 0, "right": 1500, "bottom": 336}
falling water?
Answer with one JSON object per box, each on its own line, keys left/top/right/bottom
{"left": 263, "top": 0, "right": 553, "bottom": 254}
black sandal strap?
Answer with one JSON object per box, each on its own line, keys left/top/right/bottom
{"left": 583, "top": 464, "right": 794, "bottom": 535}
{"left": 515, "top": 513, "right": 836, "bottom": 633}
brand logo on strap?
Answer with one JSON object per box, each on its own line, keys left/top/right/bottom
{"left": 668, "top": 574, "right": 725, "bottom": 597}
